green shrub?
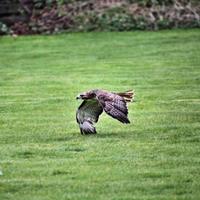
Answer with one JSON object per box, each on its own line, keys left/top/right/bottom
{"left": 75, "top": 7, "right": 137, "bottom": 31}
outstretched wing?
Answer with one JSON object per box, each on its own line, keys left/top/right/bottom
{"left": 76, "top": 100, "right": 103, "bottom": 134}
{"left": 96, "top": 91, "right": 130, "bottom": 124}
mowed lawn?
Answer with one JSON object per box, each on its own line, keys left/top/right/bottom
{"left": 0, "top": 29, "right": 200, "bottom": 200}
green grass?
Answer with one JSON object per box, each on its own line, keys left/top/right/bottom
{"left": 0, "top": 29, "right": 200, "bottom": 200}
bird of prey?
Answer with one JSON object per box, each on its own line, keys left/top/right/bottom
{"left": 76, "top": 89, "right": 134, "bottom": 134}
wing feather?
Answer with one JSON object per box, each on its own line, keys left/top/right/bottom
{"left": 96, "top": 91, "right": 130, "bottom": 124}
{"left": 104, "top": 101, "right": 130, "bottom": 124}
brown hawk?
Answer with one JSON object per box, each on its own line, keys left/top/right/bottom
{"left": 76, "top": 89, "right": 134, "bottom": 134}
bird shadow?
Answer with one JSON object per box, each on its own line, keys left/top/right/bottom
{"left": 44, "top": 130, "right": 140, "bottom": 143}
{"left": 95, "top": 131, "right": 137, "bottom": 140}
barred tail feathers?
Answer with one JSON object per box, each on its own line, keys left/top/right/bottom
{"left": 117, "top": 90, "right": 135, "bottom": 102}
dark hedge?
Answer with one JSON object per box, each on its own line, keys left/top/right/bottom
{"left": 0, "top": 0, "right": 200, "bottom": 35}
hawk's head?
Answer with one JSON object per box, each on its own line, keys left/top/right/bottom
{"left": 76, "top": 90, "right": 97, "bottom": 100}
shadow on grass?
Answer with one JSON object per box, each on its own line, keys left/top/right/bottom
{"left": 96, "top": 131, "right": 138, "bottom": 139}
{"left": 42, "top": 128, "right": 153, "bottom": 143}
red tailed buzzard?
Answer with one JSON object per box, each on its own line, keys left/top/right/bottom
{"left": 76, "top": 89, "right": 134, "bottom": 134}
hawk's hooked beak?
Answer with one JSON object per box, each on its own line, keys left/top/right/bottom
{"left": 76, "top": 95, "right": 81, "bottom": 100}
{"left": 76, "top": 94, "right": 85, "bottom": 100}
{"left": 76, "top": 92, "right": 89, "bottom": 100}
